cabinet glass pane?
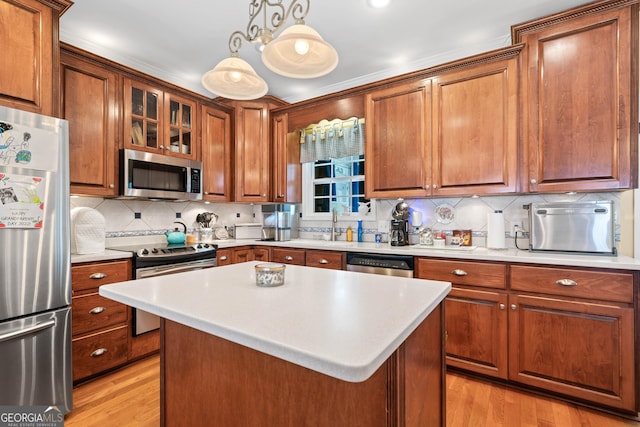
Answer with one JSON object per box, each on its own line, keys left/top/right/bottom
{"left": 146, "top": 92, "right": 158, "bottom": 120}
{"left": 132, "top": 87, "right": 144, "bottom": 116}
{"left": 170, "top": 100, "right": 179, "bottom": 126}
{"left": 182, "top": 131, "right": 191, "bottom": 155}
{"left": 147, "top": 122, "right": 158, "bottom": 148}
{"left": 169, "top": 128, "right": 180, "bottom": 153}
{"left": 182, "top": 105, "right": 191, "bottom": 129}
{"left": 131, "top": 119, "right": 144, "bottom": 146}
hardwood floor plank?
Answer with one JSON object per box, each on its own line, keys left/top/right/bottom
{"left": 65, "top": 357, "right": 639, "bottom": 426}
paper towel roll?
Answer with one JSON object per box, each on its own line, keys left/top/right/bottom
{"left": 411, "top": 210, "right": 422, "bottom": 227}
{"left": 486, "top": 210, "right": 506, "bottom": 249}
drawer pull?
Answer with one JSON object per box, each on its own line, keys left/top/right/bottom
{"left": 285, "top": 256, "right": 294, "bottom": 261}
{"left": 89, "top": 306, "right": 106, "bottom": 315}
{"left": 219, "top": 256, "right": 228, "bottom": 261}
{"left": 90, "top": 348, "right": 107, "bottom": 357}
{"left": 451, "top": 269, "right": 467, "bottom": 276}
{"left": 319, "top": 259, "right": 329, "bottom": 264}
{"left": 556, "top": 279, "right": 577, "bottom": 287}
{"left": 89, "top": 272, "right": 107, "bottom": 280}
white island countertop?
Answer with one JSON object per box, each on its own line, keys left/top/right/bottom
{"left": 99, "top": 261, "right": 451, "bottom": 382}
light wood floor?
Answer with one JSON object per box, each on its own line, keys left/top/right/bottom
{"left": 65, "top": 355, "right": 640, "bottom": 426}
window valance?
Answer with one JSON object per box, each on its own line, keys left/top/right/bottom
{"left": 299, "top": 117, "right": 365, "bottom": 163}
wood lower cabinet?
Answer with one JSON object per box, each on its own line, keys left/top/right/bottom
{"left": 61, "top": 49, "right": 119, "bottom": 197}
{"left": 513, "top": 1, "right": 638, "bottom": 192}
{"left": 217, "top": 248, "right": 233, "bottom": 266}
{"left": 0, "top": 0, "right": 71, "bottom": 116}
{"left": 510, "top": 265, "right": 636, "bottom": 411}
{"left": 416, "top": 258, "right": 508, "bottom": 379}
{"left": 272, "top": 247, "right": 306, "bottom": 266}
{"left": 305, "top": 250, "right": 344, "bottom": 270}
{"left": 71, "top": 259, "right": 132, "bottom": 383}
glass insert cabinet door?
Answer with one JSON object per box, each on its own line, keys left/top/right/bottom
{"left": 126, "top": 79, "right": 163, "bottom": 151}
{"left": 166, "top": 94, "right": 196, "bottom": 158}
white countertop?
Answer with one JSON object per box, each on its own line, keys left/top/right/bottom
{"left": 71, "top": 249, "right": 132, "bottom": 264}
{"left": 99, "top": 261, "right": 451, "bottom": 382}
{"left": 219, "top": 239, "right": 640, "bottom": 270}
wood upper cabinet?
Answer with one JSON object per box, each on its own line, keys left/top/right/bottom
{"left": 123, "top": 78, "right": 198, "bottom": 160}
{"left": 513, "top": 1, "right": 638, "bottom": 192}
{"left": 201, "top": 104, "right": 232, "bottom": 201}
{"left": 364, "top": 46, "right": 521, "bottom": 199}
{"left": 272, "top": 112, "right": 301, "bottom": 203}
{"left": 509, "top": 264, "right": 635, "bottom": 411}
{"left": 61, "top": 50, "right": 119, "bottom": 197}
{"left": 431, "top": 47, "right": 520, "bottom": 196}
{"left": 365, "top": 80, "right": 432, "bottom": 198}
{"left": 0, "top": 0, "right": 71, "bottom": 116}
{"left": 231, "top": 101, "right": 271, "bottom": 202}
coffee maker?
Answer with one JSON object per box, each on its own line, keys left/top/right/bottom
{"left": 390, "top": 219, "right": 409, "bottom": 246}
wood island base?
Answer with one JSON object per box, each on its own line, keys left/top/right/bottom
{"left": 160, "top": 304, "right": 445, "bottom": 427}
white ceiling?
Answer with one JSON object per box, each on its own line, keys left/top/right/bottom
{"left": 59, "top": 0, "right": 588, "bottom": 104}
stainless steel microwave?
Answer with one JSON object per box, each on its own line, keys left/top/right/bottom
{"left": 120, "top": 149, "right": 202, "bottom": 200}
{"left": 527, "top": 201, "right": 616, "bottom": 255}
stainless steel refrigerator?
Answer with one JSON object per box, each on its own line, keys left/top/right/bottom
{"left": 0, "top": 106, "right": 72, "bottom": 413}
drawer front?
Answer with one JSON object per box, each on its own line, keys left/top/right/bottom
{"left": 416, "top": 258, "right": 506, "bottom": 289}
{"left": 72, "top": 325, "right": 128, "bottom": 382}
{"left": 306, "top": 250, "right": 344, "bottom": 270}
{"left": 217, "top": 249, "right": 233, "bottom": 266}
{"left": 72, "top": 260, "right": 131, "bottom": 292}
{"left": 272, "top": 248, "right": 305, "bottom": 266}
{"left": 72, "top": 292, "right": 127, "bottom": 336}
{"left": 510, "top": 265, "right": 633, "bottom": 303}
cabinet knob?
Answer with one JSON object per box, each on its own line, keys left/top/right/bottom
{"left": 204, "top": 191, "right": 209, "bottom": 195}
{"left": 555, "top": 278, "right": 577, "bottom": 287}
{"left": 219, "top": 256, "right": 228, "bottom": 261}
{"left": 432, "top": 184, "right": 437, "bottom": 189}
{"left": 278, "top": 194, "right": 285, "bottom": 198}
{"left": 89, "top": 306, "right": 106, "bottom": 315}
{"left": 451, "top": 269, "right": 467, "bottom": 276}
{"left": 510, "top": 304, "right": 517, "bottom": 311}
{"left": 285, "top": 256, "right": 293, "bottom": 261}
{"left": 90, "top": 348, "right": 108, "bottom": 357}
{"left": 319, "top": 259, "right": 329, "bottom": 264}
{"left": 530, "top": 178, "right": 537, "bottom": 184}
{"left": 109, "top": 184, "right": 115, "bottom": 189}
{"left": 89, "top": 272, "right": 107, "bottom": 280}
{"left": 499, "top": 304, "right": 505, "bottom": 310}
{"left": 160, "top": 145, "right": 165, "bottom": 149}
{"left": 262, "top": 194, "right": 267, "bottom": 197}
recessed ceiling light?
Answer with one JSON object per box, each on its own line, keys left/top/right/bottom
{"left": 367, "top": 0, "right": 390, "bottom": 8}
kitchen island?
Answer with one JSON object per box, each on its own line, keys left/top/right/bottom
{"left": 99, "top": 261, "right": 451, "bottom": 426}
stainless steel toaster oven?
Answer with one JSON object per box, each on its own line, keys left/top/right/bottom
{"left": 527, "top": 201, "right": 616, "bottom": 255}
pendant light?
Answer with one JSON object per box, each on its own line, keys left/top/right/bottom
{"left": 201, "top": 0, "right": 338, "bottom": 100}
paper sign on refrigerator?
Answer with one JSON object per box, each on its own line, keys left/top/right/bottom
{"left": 0, "top": 173, "right": 45, "bottom": 228}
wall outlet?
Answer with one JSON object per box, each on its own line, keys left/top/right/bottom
{"left": 509, "top": 220, "right": 523, "bottom": 237}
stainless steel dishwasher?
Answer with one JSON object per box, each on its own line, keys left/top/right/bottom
{"left": 346, "top": 252, "right": 414, "bottom": 277}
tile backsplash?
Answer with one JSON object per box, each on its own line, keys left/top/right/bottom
{"left": 72, "top": 190, "right": 630, "bottom": 254}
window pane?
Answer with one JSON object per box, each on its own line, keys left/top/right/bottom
{"left": 314, "top": 162, "right": 331, "bottom": 179}
{"left": 315, "top": 198, "right": 330, "bottom": 213}
{"left": 314, "top": 183, "right": 330, "bottom": 197}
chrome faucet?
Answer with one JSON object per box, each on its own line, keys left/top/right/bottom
{"left": 331, "top": 208, "right": 341, "bottom": 241}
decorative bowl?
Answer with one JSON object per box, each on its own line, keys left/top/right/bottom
{"left": 255, "top": 263, "right": 286, "bottom": 287}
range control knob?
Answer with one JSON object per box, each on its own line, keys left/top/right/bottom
{"left": 141, "top": 249, "right": 149, "bottom": 255}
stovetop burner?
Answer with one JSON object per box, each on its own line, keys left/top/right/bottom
{"left": 108, "top": 243, "right": 217, "bottom": 259}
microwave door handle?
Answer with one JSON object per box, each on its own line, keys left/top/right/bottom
{"left": 0, "top": 319, "right": 56, "bottom": 344}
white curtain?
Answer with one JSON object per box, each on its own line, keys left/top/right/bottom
{"left": 299, "top": 118, "right": 365, "bottom": 163}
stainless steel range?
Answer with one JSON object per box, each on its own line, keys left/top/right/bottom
{"left": 109, "top": 243, "right": 217, "bottom": 335}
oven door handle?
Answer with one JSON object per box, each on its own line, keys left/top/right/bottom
{"left": 136, "top": 260, "right": 216, "bottom": 279}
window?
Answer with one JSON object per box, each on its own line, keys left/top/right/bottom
{"left": 302, "top": 154, "right": 373, "bottom": 220}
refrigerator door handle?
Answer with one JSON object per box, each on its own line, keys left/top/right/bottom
{"left": 0, "top": 319, "right": 56, "bottom": 344}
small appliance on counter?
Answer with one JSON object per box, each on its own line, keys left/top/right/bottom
{"left": 261, "top": 204, "right": 298, "bottom": 241}
{"left": 527, "top": 200, "right": 616, "bottom": 255}
{"left": 70, "top": 207, "right": 106, "bottom": 254}
{"left": 390, "top": 201, "right": 410, "bottom": 246}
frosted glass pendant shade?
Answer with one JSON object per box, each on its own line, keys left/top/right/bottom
{"left": 261, "top": 24, "right": 339, "bottom": 78}
{"left": 201, "top": 56, "right": 268, "bottom": 100}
